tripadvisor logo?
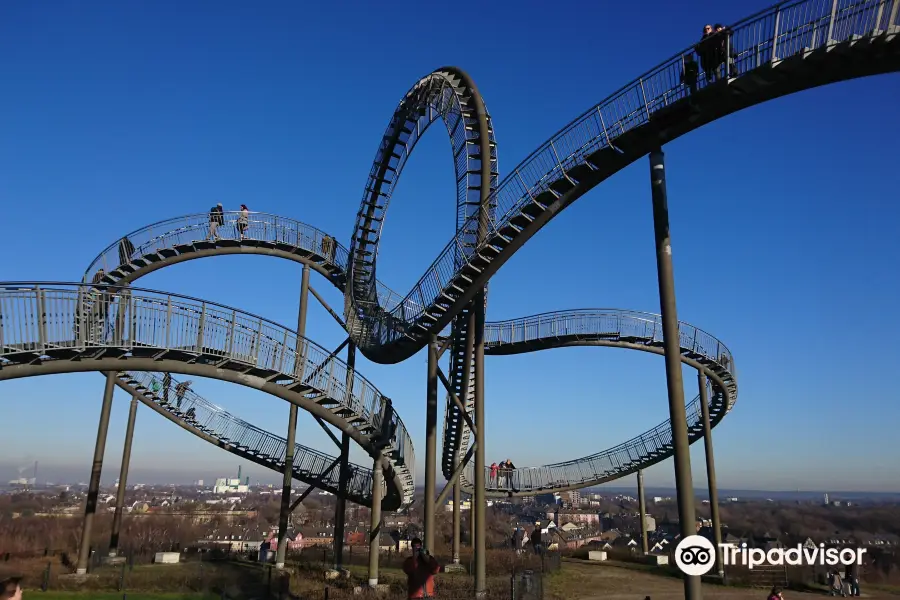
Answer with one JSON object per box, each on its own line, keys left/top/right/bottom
{"left": 674, "top": 535, "right": 866, "bottom": 576}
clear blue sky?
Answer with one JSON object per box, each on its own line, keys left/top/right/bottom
{"left": 1, "top": 0, "right": 898, "bottom": 493}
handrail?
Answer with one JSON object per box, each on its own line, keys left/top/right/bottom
{"left": 118, "top": 370, "right": 375, "bottom": 498}
{"left": 0, "top": 282, "right": 414, "bottom": 504}
{"left": 456, "top": 307, "right": 738, "bottom": 494}
{"left": 346, "top": 0, "right": 896, "bottom": 352}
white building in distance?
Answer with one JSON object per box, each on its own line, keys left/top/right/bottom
{"left": 214, "top": 478, "right": 248, "bottom": 494}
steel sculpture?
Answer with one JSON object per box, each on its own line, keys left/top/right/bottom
{"left": 3, "top": 0, "right": 898, "bottom": 593}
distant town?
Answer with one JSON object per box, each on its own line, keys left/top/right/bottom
{"left": 3, "top": 463, "right": 899, "bottom": 565}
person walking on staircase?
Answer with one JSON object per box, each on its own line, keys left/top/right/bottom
{"left": 237, "top": 204, "right": 250, "bottom": 240}
{"left": 175, "top": 380, "right": 192, "bottom": 409}
{"left": 162, "top": 373, "right": 172, "bottom": 404}
{"left": 208, "top": 203, "right": 224, "bottom": 241}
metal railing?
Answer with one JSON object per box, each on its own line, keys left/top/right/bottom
{"left": 456, "top": 309, "right": 738, "bottom": 493}
{"left": 484, "top": 308, "right": 735, "bottom": 381}
{"left": 118, "top": 370, "right": 379, "bottom": 500}
{"left": 82, "top": 211, "right": 421, "bottom": 322}
{"left": 348, "top": 0, "right": 898, "bottom": 350}
{"left": 82, "top": 212, "right": 348, "bottom": 285}
{"left": 0, "top": 282, "right": 414, "bottom": 505}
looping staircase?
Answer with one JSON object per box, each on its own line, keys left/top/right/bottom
{"left": 449, "top": 309, "right": 738, "bottom": 496}
{"left": 114, "top": 370, "right": 381, "bottom": 505}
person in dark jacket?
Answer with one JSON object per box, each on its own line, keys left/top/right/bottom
{"left": 531, "top": 526, "right": 543, "bottom": 555}
{"left": 696, "top": 24, "right": 720, "bottom": 83}
{"left": 714, "top": 24, "right": 738, "bottom": 78}
{"left": 208, "top": 203, "right": 224, "bottom": 241}
{"left": 845, "top": 562, "right": 860, "bottom": 596}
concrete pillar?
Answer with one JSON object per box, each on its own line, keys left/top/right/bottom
{"left": 699, "top": 372, "right": 724, "bottom": 577}
{"left": 76, "top": 372, "right": 116, "bottom": 574}
{"left": 109, "top": 395, "right": 138, "bottom": 557}
{"left": 368, "top": 460, "right": 383, "bottom": 587}
{"left": 649, "top": 148, "right": 700, "bottom": 600}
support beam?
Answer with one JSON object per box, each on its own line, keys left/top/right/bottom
{"left": 368, "top": 459, "right": 383, "bottom": 587}
{"left": 314, "top": 414, "right": 342, "bottom": 448}
{"left": 699, "top": 372, "right": 724, "bottom": 578}
{"left": 307, "top": 284, "right": 346, "bottom": 328}
{"left": 302, "top": 337, "right": 350, "bottom": 386}
{"left": 333, "top": 342, "right": 355, "bottom": 570}
{"left": 436, "top": 366, "right": 477, "bottom": 435}
{"left": 469, "top": 493, "right": 476, "bottom": 549}
{"left": 434, "top": 443, "right": 475, "bottom": 507}
{"left": 649, "top": 148, "right": 700, "bottom": 600}
{"left": 275, "top": 406, "right": 298, "bottom": 568}
{"left": 276, "top": 264, "right": 309, "bottom": 569}
{"left": 76, "top": 372, "right": 116, "bottom": 574}
{"left": 473, "top": 294, "right": 488, "bottom": 595}
{"left": 452, "top": 481, "right": 461, "bottom": 564}
{"left": 109, "top": 395, "right": 138, "bottom": 557}
{"left": 637, "top": 470, "right": 649, "bottom": 555}
{"left": 290, "top": 457, "right": 340, "bottom": 511}
{"left": 424, "top": 334, "right": 439, "bottom": 552}
{"left": 436, "top": 335, "right": 453, "bottom": 360}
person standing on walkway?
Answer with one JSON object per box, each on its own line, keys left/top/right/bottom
{"left": 208, "top": 203, "right": 224, "bottom": 241}
{"left": 489, "top": 462, "right": 499, "bottom": 488}
{"left": 162, "top": 373, "right": 172, "bottom": 404}
{"left": 402, "top": 538, "right": 440, "bottom": 599}
{"left": 237, "top": 204, "right": 250, "bottom": 240}
{"left": 175, "top": 380, "right": 191, "bottom": 408}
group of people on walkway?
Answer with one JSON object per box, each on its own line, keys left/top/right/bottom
{"left": 207, "top": 203, "right": 250, "bottom": 241}
{"left": 207, "top": 203, "right": 337, "bottom": 262}
{"left": 682, "top": 23, "right": 739, "bottom": 93}
{"left": 489, "top": 460, "right": 517, "bottom": 490}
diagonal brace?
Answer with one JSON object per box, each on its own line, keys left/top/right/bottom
{"left": 436, "top": 366, "right": 476, "bottom": 436}
{"left": 314, "top": 415, "right": 342, "bottom": 448}
{"left": 302, "top": 337, "right": 350, "bottom": 385}
{"left": 436, "top": 336, "right": 453, "bottom": 360}
{"left": 308, "top": 285, "right": 346, "bottom": 328}
{"left": 290, "top": 457, "right": 341, "bottom": 511}
{"left": 435, "top": 443, "right": 476, "bottom": 507}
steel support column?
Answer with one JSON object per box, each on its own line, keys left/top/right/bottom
{"left": 76, "top": 372, "right": 116, "bottom": 574}
{"left": 473, "top": 292, "right": 487, "bottom": 597}
{"left": 637, "top": 470, "right": 649, "bottom": 555}
{"left": 276, "top": 264, "right": 310, "bottom": 569}
{"left": 109, "top": 395, "right": 138, "bottom": 557}
{"left": 368, "top": 459, "right": 383, "bottom": 587}
{"left": 452, "top": 481, "right": 461, "bottom": 563}
{"left": 699, "top": 372, "right": 724, "bottom": 578}
{"left": 333, "top": 342, "right": 354, "bottom": 570}
{"left": 424, "top": 334, "right": 439, "bottom": 553}
{"left": 469, "top": 493, "right": 476, "bottom": 549}
{"left": 333, "top": 432, "right": 350, "bottom": 568}
{"left": 649, "top": 148, "right": 700, "bottom": 600}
